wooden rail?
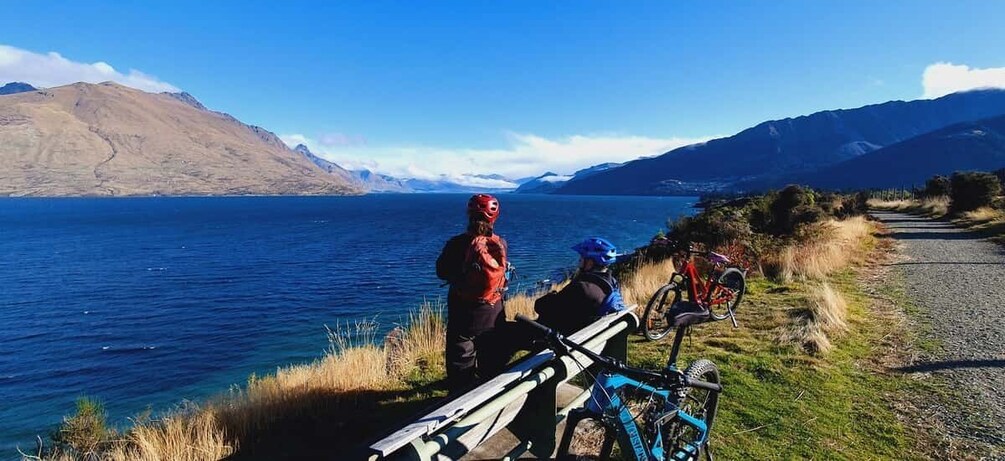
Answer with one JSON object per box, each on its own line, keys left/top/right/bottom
{"left": 367, "top": 308, "right": 639, "bottom": 460}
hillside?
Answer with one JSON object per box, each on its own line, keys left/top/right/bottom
{"left": 555, "top": 89, "right": 1005, "bottom": 195}
{"left": 787, "top": 114, "right": 1005, "bottom": 190}
{"left": 0, "top": 82, "right": 362, "bottom": 196}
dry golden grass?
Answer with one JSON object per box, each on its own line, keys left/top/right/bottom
{"left": 869, "top": 196, "right": 949, "bottom": 217}
{"left": 113, "top": 411, "right": 233, "bottom": 461}
{"left": 961, "top": 207, "right": 1005, "bottom": 225}
{"left": 620, "top": 258, "right": 676, "bottom": 307}
{"left": 785, "top": 282, "right": 850, "bottom": 355}
{"left": 763, "top": 217, "right": 873, "bottom": 283}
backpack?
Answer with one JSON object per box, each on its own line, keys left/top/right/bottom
{"left": 580, "top": 271, "right": 627, "bottom": 316}
{"left": 461, "top": 234, "right": 508, "bottom": 304}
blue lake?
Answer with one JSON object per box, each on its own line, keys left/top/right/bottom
{"left": 0, "top": 194, "right": 695, "bottom": 453}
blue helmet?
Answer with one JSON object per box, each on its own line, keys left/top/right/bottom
{"left": 572, "top": 237, "right": 620, "bottom": 266}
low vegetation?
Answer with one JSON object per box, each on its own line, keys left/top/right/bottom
{"left": 31, "top": 186, "right": 935, "bottom": 460}
{"left": 870, "top": 169, "right": 1005, "bottom": 242}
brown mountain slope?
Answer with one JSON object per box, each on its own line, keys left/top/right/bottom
{"left": 0, "top": 82, "right": 362, "bottom": 196}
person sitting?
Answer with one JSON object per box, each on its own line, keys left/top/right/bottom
{"left": 534, "top": 237, "right": 627, "bottom": 335}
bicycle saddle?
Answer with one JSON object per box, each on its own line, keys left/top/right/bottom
{"left": 667, "top": 301, "right": 711, "bottom": 327}
{"left": 708, "top": 251, "right": 730, "bottom": 265}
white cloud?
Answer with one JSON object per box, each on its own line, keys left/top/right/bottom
{"left": 0, "top": 44, "right": 179, "bottom": 93}
{"left": 922, "top": 62, "right": 1005, "bottom": 99}
{"left": 281, "top": 132, "right": 713, "bottom": 181}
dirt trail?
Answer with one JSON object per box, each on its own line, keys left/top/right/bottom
{"left": 873, "top": 211, "right": 1005, "bottom": 449}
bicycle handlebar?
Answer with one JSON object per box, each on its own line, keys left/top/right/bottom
{"left": 515, "top": 315, "right": 722, "bottom": 393}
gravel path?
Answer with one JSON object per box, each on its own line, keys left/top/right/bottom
{"left": 874, "top": 211, "right": 1005, "bottom": 448}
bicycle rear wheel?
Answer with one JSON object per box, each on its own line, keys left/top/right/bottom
{"left": 708, "top": 268, "right": 745, "bottom": 321}
{"left": 641, "top": 282, "right": 682, "bottom": 341}
{"left": 664, "top": 359, "right": 720, "bottom": 460}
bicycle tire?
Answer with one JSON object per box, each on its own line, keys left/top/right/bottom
{"left": 641, "top": 282, "right": 682, "bottom": 341}
{"left": 708, "top": 268, "right": 745, "bottom": 321}
{"left": 664, "top": 359, "right": 720, "bottom": 460}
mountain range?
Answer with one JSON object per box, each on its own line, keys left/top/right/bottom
{"left": 290, "top": 143, "right": 526, "bottom": 193}
{"left": 4, "top": 79, "right": 1005, "bottom": 197}
{"left": 788, "top": 113, "right": 1005, "bottom": 190}
{"left": 0, "top": 82, "right": 360, "bottom": 196}
{"left": 554, "top": 89, "right": 1005, "bottom": 195}
{"left": 515, "top": 162, "right": 623, "bottom": 194}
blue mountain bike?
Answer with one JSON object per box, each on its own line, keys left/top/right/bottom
{"left": 516, "top": 315, "right": 722, "bottom": 461}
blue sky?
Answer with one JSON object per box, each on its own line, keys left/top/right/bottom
{"left": 2, "top": 0, "right": 1004, "bottom": 182}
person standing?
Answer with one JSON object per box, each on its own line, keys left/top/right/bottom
{"left": 436, "top": 194, "right": 508, "bottom": 394}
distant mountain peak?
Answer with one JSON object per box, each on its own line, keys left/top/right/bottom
{"left": 293, "top": 143, "right": 312, "bottom": 155}
{"left": 0, "top": 82, "right": 37, "bottom": 95}
{"left": 164, "top": 91, "right": 207, "bottom": 111}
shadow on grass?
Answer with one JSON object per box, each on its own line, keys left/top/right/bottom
{"left": 222, "top": 380, "right": 447, "bottom": 461}
{"left": 896, "top": 359, "right": 1005, "bottom": 373}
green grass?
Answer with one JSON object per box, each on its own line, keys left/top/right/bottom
{"left": 627, "top": 274, "right": 929, "bottom": 460}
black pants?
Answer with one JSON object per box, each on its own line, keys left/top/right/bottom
{"left": 445, "top": 297, "right": 505, "bottom": 394}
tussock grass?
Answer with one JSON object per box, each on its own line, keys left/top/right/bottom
{"left": 960, "top": 207, "right": 1005, "bottom": 226}
{"left": 620, "top": 258, "right": 677, "bottom": 307}
{"left": 956, "top": 207, "right": 1005, "bottom": 244}
{"left": 114, "top": 411, "right": 232, "bottom": 461}
{"left": 869, "top": 196, "right": 950, "bottom": 217}
{"left": 785, "top": 283, "right": 850, "bottom": 355}
{"left": 762, "top": 217, "right": 872, "bottom": 283}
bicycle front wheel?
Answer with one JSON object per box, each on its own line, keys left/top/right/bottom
{"left": 708, "top": 268, "right": 745, "bottom": 321}
{"left": 641, "top": 282, "right": 682, "bottom": 341}
{"left": 664, "top": 359, "right": 720, "bottom": 460}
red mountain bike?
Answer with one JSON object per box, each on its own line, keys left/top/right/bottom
{"left": 641, "top": 242, "right": 746, "bottom": 341}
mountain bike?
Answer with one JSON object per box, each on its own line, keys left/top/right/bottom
{"left": 516, "top": 315, "right": 722, "bottom": 461}
{"left": 641, "top": 242, "right": 746, "bottom": 341}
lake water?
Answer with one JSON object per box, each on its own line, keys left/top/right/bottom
{"left": 0, "top": 194, "right": 695, "bottom": 453}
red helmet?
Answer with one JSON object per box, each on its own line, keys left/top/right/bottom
{"left": 467, "top": 194, "right": 500, "bottom": 223}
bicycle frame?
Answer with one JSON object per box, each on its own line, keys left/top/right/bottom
{"left": 672, "top": 254, "right": 735, "bottom": 308}
{"left": 559, "top": 371, "right": 709, "bottom": 461}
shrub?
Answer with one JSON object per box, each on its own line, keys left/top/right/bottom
{"left": 994, "top": 167, "right": 1005, "bottom": 188}
{"left": 768, "top": 185, "right": 818, "bottom": 235}
{"left": 922, "top": 175, "right": 951, "bottom": 198}
{"left": 669, "top": 206, "right": 753, "bottom": 249}
{"left": 835, "top": 192, "right": 869, "bottom": 218}
{"left": 51, "top": 397, "right": 113, "bottom": 456}
{"left": 950, "top": 171, "right": 1002, "bottom": 213}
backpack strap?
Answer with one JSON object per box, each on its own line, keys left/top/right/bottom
{"left": 579, "top": 271, "right": 616, "bottom": 294}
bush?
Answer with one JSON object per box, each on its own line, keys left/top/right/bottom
{"left": 922, "top": 175, "right": 951, "bottom": 198}
{"left": 767, "top": 185, "right": 818, "bottom": 235}
{"left": 669, "top": 206, "right": 753, "bottom": 249}
{"left": 950, "top": 171, "right": 1002, "bottom": 213}
{"left": 835, "top": 192, "right": 869, "bottom": 218}
{"left": 51, "top": 397, "right": 113, "bottom": 456}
